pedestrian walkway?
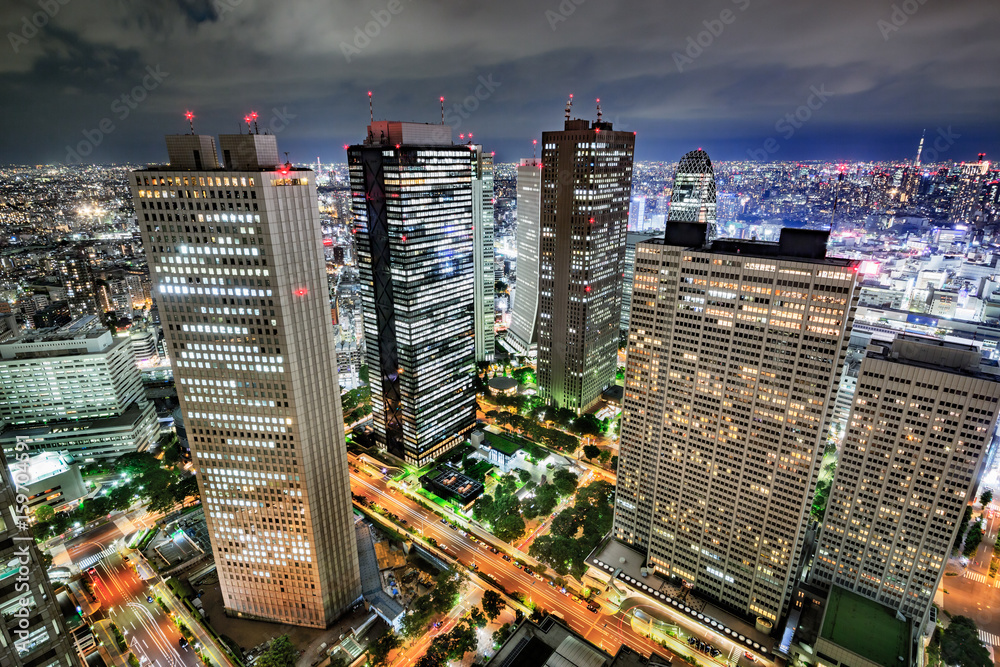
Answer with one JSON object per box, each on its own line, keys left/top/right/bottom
{"left": 77, "top": 546, "right": 119, "bottom": 570}
{"left": 979, "top": 629, "right": 1000, "bottom": 646}
{"left": 50, "top": 543, "right": 70, "bottom": 567}
{"left": 964, "top": 570, "right": 989, "bottom": 584}
{"left": 114, "top": 515, "right": 137, "bottom": 536}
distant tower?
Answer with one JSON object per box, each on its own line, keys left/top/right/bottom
{"left": 471, "top": 144, "right": 496, "bottom": 363}
{"left": 508, "top": 158, "right": 543, "bottom": 354}
{"left": 914, "top": 129, "right": 925, "bottom": 167}
{"left": 666, "top": 149, "right": 717, "bottom": 243}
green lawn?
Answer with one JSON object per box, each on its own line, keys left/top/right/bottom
{"left": 484, "top": 432, "right": 524, "bottom": 456}
{"left": 820, "top": 586, "right": 908, "bottom": 667}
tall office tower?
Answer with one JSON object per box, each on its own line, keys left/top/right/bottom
{"left": 537, "top": 115, "right": 634, "bottom": 414}
{"left": 133, "top": 132, "right": 361, "bottom": 627}
{"left": 914, "top": 129, "right": 925, "bottom": 167}
{"left": 0, "top": 317, "right": 158, "bottom": 461}
{"left": 0, "top": 449, "right": 79, "bottom": 667}
{"left": 472, "top": 144, "right": 496, "bottom": 363}
{"left": 628, "top": 196, "right": 646, "bottom": 232}
{"left": 614, "top": 224, "right": 860, "bottom": 624}
{"left": 812, "top": 336, "right": 1000, "bottom": 622}
{"left": 716, "top": 192, "right": 738, "bottom": 227}
{"left": 666, "top": 149, "right": 717, "bottom": 240}
{"left": 55, "top": 252, "right": 97, "bottom": 319}
{"left": 507, "top": 158, "right": 543, "bottom": 354}
{"left": 349, "top": 121, "right": 476, "bottom": 465}
{"left": 620, "top": 232, "right": 659, "bottom": 339}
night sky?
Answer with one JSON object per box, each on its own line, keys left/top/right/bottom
{"left": 2, "top": 0, "right": 998, "bottom": 165}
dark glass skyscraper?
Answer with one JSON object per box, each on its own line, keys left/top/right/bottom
{"left": 349, "top": 122, "right": 477, "bottom": 466}
{"left": 536, "top": 115, "right": 634, "bottom": 415}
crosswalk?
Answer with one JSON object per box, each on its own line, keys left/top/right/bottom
{"left": 979, "top": 629, "right": 1000, "bottom": 647}
{"left": 965, "top": 570, "right": 989, "bottom": 584}
{"left": 76, "top": 546, "right": 118, "bottom": 571}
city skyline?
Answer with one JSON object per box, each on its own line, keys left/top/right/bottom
{"left": 2, "top": 1, "right": 998, "bottom": 164}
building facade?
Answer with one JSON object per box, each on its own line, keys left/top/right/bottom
{"left": 472, "top": 144, "right": 496, "bottom": 363}
{"left": 537, "top": 118, "right": 634, "bottom": 414}
{"left": 613, "top": 224, "right": 859, "bottom": 623}
{"left": 620, "top": 232, "right": 660, "bottom": 339}
{"left": 133, "top": 132, "right": 361, "bottom": 627}
{"left": 349, "top": 122, "right": 477, "bottom": 465}
{"left": 0, "top": 447, "right": 79, "bottom": 667}
{"left": 507, "top": 158, "right": 542, "bottom": 354}
{"left": 0, "top": 318, "right": 157, "bottom": 461}
{"left": 812, "top": 336, "right": 1000, "bottom": 622}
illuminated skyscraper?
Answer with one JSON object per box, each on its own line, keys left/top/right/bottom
{"left": 471, "top": 144, "right": 496, "bottom": 363}
{"left": 666, "top": 149, "right": 717, "bottom": 239}
{"left": 133, "top": 132, "right": 361, "bottom": 627}
{"left": 620, "top": 232, "right": 658, "bottom": 339}
{"left": 507, "top": 158, "right": 542, "bottom": 354}
{"left": 614, "top": 224, "right": 859, "bottom": 623}
{"left": 349, "top": 122, "right": 476, "bottom": 465}
{"left": 537, "top": 114, "right": 634, "bottom": 414}
{"left": 813, "top": 336, "right": 1000, "bottom": 623}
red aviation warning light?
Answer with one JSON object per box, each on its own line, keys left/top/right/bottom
{"left": 294, "top": 288, "right": 308, "bottom": 297}
{"left": 184, "top": 110, "right": 195, "bottom": 134}
{"left": 585, "top": 285, "right": 592, "bottom": 293}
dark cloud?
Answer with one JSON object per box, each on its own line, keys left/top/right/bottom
{"left": 0, "top": 0, "right": 997, "bottom": 164}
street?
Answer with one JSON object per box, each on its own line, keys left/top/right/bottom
{"left": 938, "top": 502, "right": 1000, "bottom": 661}
{"left": 55, "top": 509, "right": 233, "bottom": 667}
{"left": 350, "top": 463, "right": 757, "bottom": 666}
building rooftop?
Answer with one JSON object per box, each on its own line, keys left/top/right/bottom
{"left": 820, "top": 586, "right": 909, "bottom": 667}
{"left": 7, "top": 451, "right": 74, "bottom": 485}
{"left": 866, "top": 334, "right": 1000, "bottom": 379}
{"left": 488, "top": 376, "right": 518, "bottom": 392}
{"left": 650, "top": 223, "right": 857, "bottom": 267}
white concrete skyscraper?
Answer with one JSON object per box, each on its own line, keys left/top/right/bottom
{"left": 132, "top": 131, "right": 361, "bottom": 627}
{"left": 349, "top": 121, "right": 477, "bottom": 466}
{"left": 471, "top": 144, "right": 496, "bottom": 363}
{"left": 614, "top": 224, "right": 859, "bottom": 624}
{"left": 507, "top": 158, "right": 542, "bottom": 354}
{"left": 813, "top": 336, "right": 1000, "bottom": 623}
{"left": 537, "top": 114, "right": 634, "bottom": 414}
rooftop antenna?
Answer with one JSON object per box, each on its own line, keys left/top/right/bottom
{"left": 250, "top": 111, "right": 259, "bottom": 135}
{"left": 440, "top": 97, "right": 445, "bottom": 124}
{"left": 565, "top": 94, "right": 573, "bottom": 121}
{"left": 244, "top": 114, "right": 252, "bottom": 134}
{"left": 468, "top": 132, "right": 473, "bottom": 145}
{"left": 368, "top": 91, "right": 374, "bottom": 124}
{"left": 533, "top": 139, "right": 537, "bottom": 160}
{"left": 596, "top": 98, "right": 602, "bottom": 123}
{"left": 184, "top": 110, "right": 195, "bottom": 134}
